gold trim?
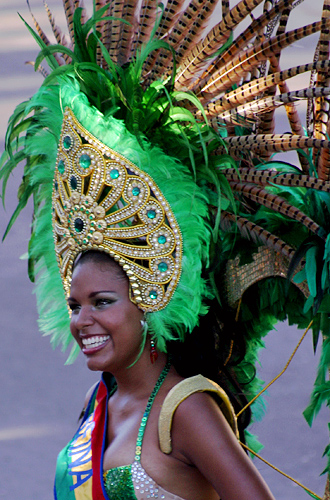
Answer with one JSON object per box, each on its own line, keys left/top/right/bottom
{"left": 224, "top": 247, "right": 309, "bottom": 307}
{"left": 158, "top": 375, "right": 238, "bottom": 454}
{"left": 52, "top": 108, "right": 183, "bottom": 312}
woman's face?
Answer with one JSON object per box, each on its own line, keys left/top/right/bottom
{"left": 68, "top": 259, "right": 144, "bottom": 373}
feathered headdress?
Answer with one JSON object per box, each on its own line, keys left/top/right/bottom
{"left": 2, "top": 0, "right": 330, "bottom": 494}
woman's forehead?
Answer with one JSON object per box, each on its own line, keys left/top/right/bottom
{"left": 73, "top": 259, "right": 123, "bottom": 279}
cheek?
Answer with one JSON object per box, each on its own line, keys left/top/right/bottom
{"left": 69, "top": 315, "right": 79, "bottom": 338}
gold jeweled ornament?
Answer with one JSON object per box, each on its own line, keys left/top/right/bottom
{"left": 52, "top": 108, "right": 182, "bottom": 311}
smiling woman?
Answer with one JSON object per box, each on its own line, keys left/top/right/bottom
{"left": 2, "top": 0, "right": 330, "bottom": 499}
{"left": 56, "top": 249, "right": 274, "bottom": 500}
{"left": 68, "top": 252, "right": 145, "bottom": 372}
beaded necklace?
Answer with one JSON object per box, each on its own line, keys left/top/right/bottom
{"left": 103, "top": 359, "right": 172, "bottom": 500}
{"left": 134, "top": 359, "right": 172, "bottom": 462}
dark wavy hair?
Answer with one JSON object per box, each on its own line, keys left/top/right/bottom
{"left": 167, "top": 302, "right": 252, "bottom": 443}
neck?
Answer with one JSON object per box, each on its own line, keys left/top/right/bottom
{"left": 109, "top": 351, "right": 169, "bottom": 398}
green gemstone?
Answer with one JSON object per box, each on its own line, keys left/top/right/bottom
{"left": 149, "top": 290, "right": 158, "bottom": 300}
{"left": 58, "top": 160, "right": 65, "bottom": 174}
{"left": 158, "top": 262, "right": 168, "bottom": 272}
{"left": 132, "top": 187, "right": 140, "bottom": 196}
{"left": 63, "top": 135, "right": 71, "bottom": 149}
{"left": 70, "top": 175, "right": 77, "bottom": 190}
{"left": 158, "top": 235, "right": 166, "bottom": 244}
{"left": 79, "top": 154, "right": 91, "bottom": 169}
{"left": 110, "top": 169, "right": 119, "bottom": 179}
{"left": 147, "top": 209, "right": 156, "bottom": 219}
{"left": 74, "top": 218, "right": 84, "bottom": 233}
{"left": 54, "top": 181, "right": 58, "bottom": 191}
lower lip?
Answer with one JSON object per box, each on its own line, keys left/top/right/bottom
{"left": 81, "top": 338, "right": 110, "bottom": 355}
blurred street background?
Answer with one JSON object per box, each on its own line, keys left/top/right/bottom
{"left": 0, "top": 1, "right": 329, "bottom": 499}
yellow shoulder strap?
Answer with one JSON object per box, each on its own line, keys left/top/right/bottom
{"left": 158, "top": 374, "right": 238, "bottom": 454}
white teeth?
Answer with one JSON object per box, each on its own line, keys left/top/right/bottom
{"left": 81, "top": 335, "right": 110, "bottom": 349}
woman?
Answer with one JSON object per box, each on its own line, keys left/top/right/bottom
{"left": 56, "top": 249, "right": 274, "bottom": 500}
{"left": 2, "top": 1, "right": 329, "bottom": 498}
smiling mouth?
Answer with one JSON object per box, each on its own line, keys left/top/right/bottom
{"left": 81, "top": 335, "right": 110, "bottom": 350}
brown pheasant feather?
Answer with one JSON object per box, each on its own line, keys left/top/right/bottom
{"left": 255, "top": 3, "right": 292, "bottom": 139}
{"left": 27, "top": 1, "right": 65, "bottom": 66}
{"left": 141, "top": 0, "right": 186, "bottom": 81}
{"left": 207, "top": 87, "right": 330, "bottom": 126}
{"left": 315, "top": 0, "right": 330, "bottom": 180}
{"left": 174, "top": 0, "right": 266, "bottom": 89}
{"left": 105, "top": 0, "right": 126, "bottom": 64}
{"left": 229, "top": 181, "right": 325, "bottom": 239}
{"left": 191, "top": 0, "right": 295, "bottom": 93}
{"left": 198, "top": 20, "right": 325, "bottom": 103}
{"left": 220, "top": 211, "right": 295, "bottom": 258}
{"left": 146, "top": 0, "right": 219, "bottom": 85}
{"left": 216, "top": 134, "right": 330, "bottom": 156}
{"left": 94, "top": 0, "right": 111, "bottom": 66}
{"left": 44, "top": 1, "right": 71, "bottom": 64}
{"left": 116, "top": 0, "right": 141, "bottom": 66}
{"left": 131, "top": 0, "right": 159, "bottom": 59}
{"left": 203, "top": 61, "right": 330, "bottom": 112}
{"left": 222, "top": 168, "right": 330, "bottom": 193}
{"left": 62, "top": 0, "right": 75, "bottom": 47}
{"left": 44, "top": 1, "right": 64, "bottom": 46}
{"left": 221, "top": 0, "right": 230, "bottom": 17}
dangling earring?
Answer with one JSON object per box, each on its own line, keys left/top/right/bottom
{"left": 150, "top": 339, "right": 158, "bottom": 364}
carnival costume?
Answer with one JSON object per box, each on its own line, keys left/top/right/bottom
{"left": 2, "top": 0, "right": 330, "bottom": 498}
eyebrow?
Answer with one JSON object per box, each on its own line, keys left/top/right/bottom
{"left": 68, "top": 290, "right": 117, "bottom": 301}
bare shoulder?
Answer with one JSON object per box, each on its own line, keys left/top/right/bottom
{"left": 169, "top": 386, "right": 275, "bottom": 500}
{"left": 166, "top": 380, "right": 238, "bottom": 465}
{"left": 172, "top": 389, "right": 233, "bottom": 444}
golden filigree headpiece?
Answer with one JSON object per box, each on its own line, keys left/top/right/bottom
{"left": 52, "top": 108, "right": 183, "bottom": 312}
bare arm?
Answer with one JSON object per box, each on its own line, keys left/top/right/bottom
{"left": 171, "top": 391, "right": 275, "bottom": 500}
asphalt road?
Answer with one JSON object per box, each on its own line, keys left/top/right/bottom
{"left": 0, "top": 1, "right": 329, "bottom": 499}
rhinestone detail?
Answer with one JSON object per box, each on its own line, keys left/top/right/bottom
{"left": 63, "top": 135, "right": 71, "bottom": 149}
{"left": 53, "top": 108, "right": 183, "bottom": 312}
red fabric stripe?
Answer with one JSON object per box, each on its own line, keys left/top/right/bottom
{"left": 91, "top": 380, "right": 108, "bottom": 499}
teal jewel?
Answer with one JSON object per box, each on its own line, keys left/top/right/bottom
{"left": 110, "top": 169, "right": 119, "bottom": 179}
{"left": 70, "top": 175, "right": 77, "bottom": 190}
{"left": 74, "top": 218, "right": 84, "bottom": 233}
{"left": 158, "top": 235, "right": 166, "bottom": 244}
{"left": 158, "top": 262, "right": 168, "bottom": 273}
{"left": 54, "top": 181, "right": 58, "bottom": 191}
{"left": 132, "top": 187, "right": 140, "bottom": 196}
{"left": 103, "top": 360, "right": 171, "bottom": 499}
{"left": 79, "top": 154, "right": 91, "bottom": 169}
{"left": 149, "top": 290, "right": 158, "bottom": 300}
{"left": 147, "top": 209, "right": 156, "bottom": 219}
{"left": 57, "top": 160, "right": 65, "bottom": 174}
{"left": 63, "top": 135, "right": 72, "bottom": 149}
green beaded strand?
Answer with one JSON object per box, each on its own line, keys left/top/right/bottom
{"left": 134, "top": 359, "right": 171, "bottom": 462}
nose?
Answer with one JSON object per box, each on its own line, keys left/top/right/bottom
{"left": 71, "top": 305, "right": 95, "bottom": 331}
